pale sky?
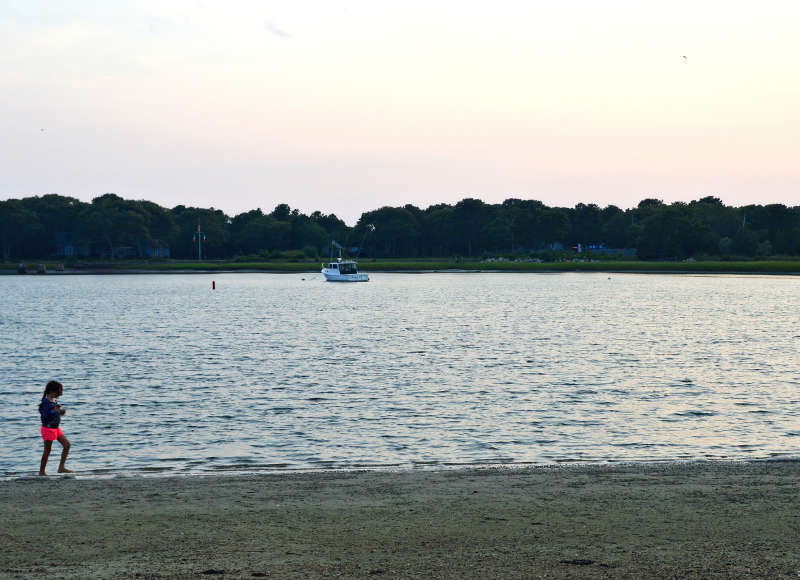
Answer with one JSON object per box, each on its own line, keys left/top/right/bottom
{"left": 2, "top": 0, "right": 799, "bottom": 224}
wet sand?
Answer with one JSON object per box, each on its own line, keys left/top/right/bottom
{"left": 2, "top": 461, "right": 799, "bottom": 579}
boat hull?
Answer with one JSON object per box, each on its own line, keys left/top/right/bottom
{"left": 322, "top": 272, "right": 369, "bottom": 282}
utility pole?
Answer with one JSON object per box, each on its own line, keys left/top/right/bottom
{"left": 193, "top": 224, "right": 206, "bottom": 260}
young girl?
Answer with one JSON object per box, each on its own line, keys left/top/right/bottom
{"left": 39, "top": 380, "right": 72, "bottom": 476}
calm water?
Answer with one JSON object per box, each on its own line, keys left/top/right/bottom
{"left": 1, "top": 272, "right": 798, "bottom": 478}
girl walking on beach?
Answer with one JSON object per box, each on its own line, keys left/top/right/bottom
{"left": 39, "top": 380, "right": 72, "bottom": 476}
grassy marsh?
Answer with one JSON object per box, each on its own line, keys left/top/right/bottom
{"left": 4, "top": 259, "right": 800, "bottom": 274}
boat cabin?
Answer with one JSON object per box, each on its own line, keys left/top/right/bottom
{"left": 325, "top": 261, "right": 358, "bottom": 274}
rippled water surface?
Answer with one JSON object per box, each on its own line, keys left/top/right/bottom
{"left": 2, "top": 272, "right": 799, "bottom": 477}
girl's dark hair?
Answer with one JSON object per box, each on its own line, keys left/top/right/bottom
{"left": 43, "top": 380, "right": 63, "bottom": 398}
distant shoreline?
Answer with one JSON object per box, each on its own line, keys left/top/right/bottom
{"left": 3, "top": 259, "right": 800, "bottom": 275}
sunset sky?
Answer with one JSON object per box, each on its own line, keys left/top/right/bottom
{"left": 2, "top": 0, "right": 799, "bottom": 224}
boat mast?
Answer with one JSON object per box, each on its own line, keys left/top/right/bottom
{"left": 330, "top": 240, "right": 343, "bottom": 261}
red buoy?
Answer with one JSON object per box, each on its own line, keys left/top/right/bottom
{"left": 212, "top": 280, "right": 216, "bottom": 290}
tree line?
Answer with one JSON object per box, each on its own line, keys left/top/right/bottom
{"left": 2, "top": 193, "right": 799, "bottom": 261}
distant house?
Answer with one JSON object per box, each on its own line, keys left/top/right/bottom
{"left": 54, "top": 232, "right": 88, "bottom": 258}
{"left": 143, "top": 239, "right": 170, "bottom": 258}
{"left": 54, "top": 232, "right": 75, "bottom": 257}
{"left": 586, "top": 244, "right": 637, "bottom": 257}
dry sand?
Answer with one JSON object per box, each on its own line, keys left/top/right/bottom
{"left": 2, "top": 461, "right": 799, "bottom": 579}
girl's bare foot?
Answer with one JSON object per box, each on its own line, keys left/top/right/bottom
{"left": 39, "top": 472, "right": 48, "bottom": 476}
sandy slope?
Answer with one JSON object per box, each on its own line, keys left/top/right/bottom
{"left": 2, "top": 462, "right": 799, "bottom": 579}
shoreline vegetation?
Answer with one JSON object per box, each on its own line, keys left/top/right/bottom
{"left": 3, "top": 462, "right": 799, "bottom": 578}
{"left": 3, "top": 258, "right": 800, "bottom": 274}
{"left": 4, "top": 194, "right": 800, "bottom": 266}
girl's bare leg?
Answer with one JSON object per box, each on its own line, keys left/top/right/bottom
{"left": 39, "top": 440, "right": 53, "bottom": 476}
{"left": 57, "top": 435, "right": 72, "bottom": 473}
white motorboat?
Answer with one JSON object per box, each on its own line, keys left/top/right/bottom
{"left": 321, "top": 258, "right": 369, "bottom": 282}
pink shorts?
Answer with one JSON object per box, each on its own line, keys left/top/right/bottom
{"left": 41, "top": 426, "right": 64, "bottom": 441}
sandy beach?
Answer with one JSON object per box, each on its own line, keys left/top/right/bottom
{"left": 2, "top": 461, "right": 799, "bottom": 579}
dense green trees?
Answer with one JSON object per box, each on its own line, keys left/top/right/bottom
{"left": 1, "top": 192, "right": 799, "bottom": 260}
